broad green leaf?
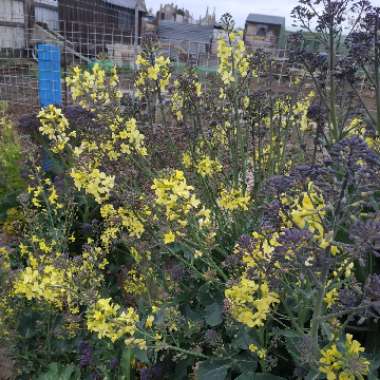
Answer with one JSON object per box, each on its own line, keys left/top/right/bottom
{"left": 195, "top": 360, "right": 230, "bottom": 380}
{"left": 120, "top": 348, "right": 134, "bottom": 380}
{"left": 173, "top": 358, "right": 194, "bottom": 380}
{"left": 254, "top": 374, "right": 287, "bottom": 380}
{"left": 235, "top": 372, "right": 255, "bottom": 380}
{"left": 205, "top": 302, "right": 224, "bottom": 327}
{"left": 132, "top": 346, "right": 149, "bottom": 364}
{"left": 37, "top": 363, "right": 76, "bottom": 380}
{"left": 305, "top": 369, "right": 321, "bottom": 380}
{"left": 231, "top": 327, "right": 252, "bottom": 350}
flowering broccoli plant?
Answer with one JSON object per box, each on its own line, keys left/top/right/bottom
{"left": 1, "top": 10, "right": 380, "bottom": 380}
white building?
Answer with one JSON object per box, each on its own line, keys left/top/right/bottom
{"left": 0, "top": 0, "right": 58, "bottom": 48}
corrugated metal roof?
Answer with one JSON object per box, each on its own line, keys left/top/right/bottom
{"left": 246, "top": 13, "right": 285, "bottom": 27}
{"left": 158, "top": 21, "right": 214, "bottom": 44}
{"left": 104, "top": 0, "right": 147, "bottom": 11}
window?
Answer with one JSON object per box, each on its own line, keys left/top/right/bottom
{"left": 257, "top": 26, "right": 267, "bottom": 37}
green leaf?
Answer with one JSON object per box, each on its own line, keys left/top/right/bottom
{"left": 254, "top": 374, "right": 287, "bottom": 380}
{"left": 304, "top": 369, "right": 321, "bottom": 380}
{"left": 132, "top": 346, "right": 149, "bottom": 364}
{"left": 231, "top": 352, "right": 257, "bottom": 374}
{"left": 368, "top": 356, "right": 380, "bottom": 380}
{"left": 37, "top": 363, "right": 76, "bottom": 380}
{"left": 235, "top": 373, "right": 255, "bottom": 380}
{"left": 173, "top": 358, "right": 194, "bottom": 380}
{"left": 120, "top": 348, "right": 134, "bottom": 380}
{"left": 195, "top": 360, "right": 230, "bottom": 380}
{"left": 205, "top": 302, "right": 224, "bottom": 327}
{"left": 231, "top": 327, "right": 252, "bottom": 350}
{"left": 196, "top": 284, "right": 214, "bottom": 305}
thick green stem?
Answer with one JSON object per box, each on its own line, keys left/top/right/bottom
{"left": 310, "top": 267, "right": 328, "bottom": 356}
{"left": 328, "top": 10, "right": 338, "bottom": 141}
{"left": 374, "top": 13, "right": 380, "bottom": 134}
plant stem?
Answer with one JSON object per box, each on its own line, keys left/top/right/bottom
{"left": 328, "top": 2, "right": 338, "bottom": 142}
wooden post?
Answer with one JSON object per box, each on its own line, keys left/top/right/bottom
{"left": 24, "top": 0, "right": 35, "bottom": 48}
{"left": 134, "top": 0, "right": 140, "bottom": 70}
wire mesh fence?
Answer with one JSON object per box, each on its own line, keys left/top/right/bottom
{"left": 1, "top": 16, "right": 376, "bottom": 114}
{"left": 0, "top": 18, "right": 225, "bottom": 112}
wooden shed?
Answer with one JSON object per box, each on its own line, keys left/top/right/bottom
{"left": 0, "top": 0, "right": 27, "bottom": 48}
{"left": 0, "top": 0, "right": 147, "bottom": 49}
{"left": 58, "top": 0, "right": 147, "bottom": 45}
{"left": 0, "top": 0, "right": 59, "bottom": 48}
{"left": 244, "top": 13, "right": 286, "bottom": 51}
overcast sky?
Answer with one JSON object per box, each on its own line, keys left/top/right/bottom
{"left": 146, "top": 0, "right": 380, "bottom": 28}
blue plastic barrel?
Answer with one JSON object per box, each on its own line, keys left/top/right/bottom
{"left": 38, "top": 44, "right": 62, "bottom": 107}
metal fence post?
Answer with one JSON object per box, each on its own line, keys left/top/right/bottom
{"left": 38, "top": 44, "right": 62, "bottom": 107}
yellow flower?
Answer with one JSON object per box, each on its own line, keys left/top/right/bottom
{"left": 320, "top": 334, "right": 369, "bottom": 380}
{"left": 217, "top": 37, "right": 249, "bottom": 85}
{"left": 164, "top": 231, "right": 176, "bottom": 244}
{"left": 194, "top": 82, "right": 202, "bottom": 97}
{"left": 249, "top": 344, "right": 267, "bottom": 360}
{"left": 136, "top": 54, "right": 148, "bottom": 66}
{"left": 13, "top": 265, "right": 77, "bottom": 310}
{"left": 171, "top": 91, "right": 184, "bottom": 121}
{"left": 38, "top": 105, "right": 72, "bottom": 153}
{"left": 287, "top": 182, "right": 326, "bottom": 238}
{"left": 196, "top": 155, "right": 222, "bottom": 178}
{"left": 71, "top": 169, "right": 115, "bottom": 204}
{"left": 152, "top": 170, "right": 202, "bottom": 223}
{"left": 225, "top": 277, "right": 279, "bottom": 328}
{"left": 145, "top": 315, "right": 154, "bottom": 328}
{"left": 324, "top": 288, "right": 339, "bottom": 309}
{"left": 218, "top": 187, "right": 250, "bottom": 211}
{"left": 182, "top": 152, "right": 192, "bottom": 168}
{"left": 87, "top": 298, "right": 139, "bottom": 343}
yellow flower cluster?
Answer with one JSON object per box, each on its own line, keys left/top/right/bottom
{"left": 182, "top": 151, "right": 192, "bottom": 168}
{"left": 124, "top": 269, "right": 149, "bottom": 296}
{"left": 135, "top": 54, "right": 171, "bottom": 97}
{"left": 28, "top": 178, "right": 64, "bottom": 211}
{"left": 66, "top": 66, "right": 147, "bottom": 160}
{"left": 100, "top": 203, "right": 147, "bottom": 248}
{"left": 66, "top": 64, "right": 121, "bottom": 110}
{"left": 152, "top": 170, "right": 200, "bottom": 222}
{"left": 170, "top": 79, "right": 203, "bottom": 122}
{"left": 292, "top": 91, "right": 315, "bottom": 132}
{"left": 324, "top": 288, "right": 339, "bottom": 309}
{"left": 87, "top": 298, "right": 139, "bottom": 343}
{"left": 118, "top": 118, "right": 148, "bottom": 157}
{"left": 12, "top": 172, "right": 116, "bottom": 314}
{"left": 13, "top": 265, "right": 77, "bottom": 311}
{"left": 248, "top": 343, "right": 267, "bottom": 360}
{"left": 38, "top": 105, "right": 76, "bottom": 153}
{"left": 0, "top": 247, "right": 11, "bottom": 272}
{"left": 240, "top": 232, "right": 282, "bottom": 269}
{"left": 217, "top": 187, "right": 250, "bottom": 211}
{"left": 289, "top": 182, "right": 326, "bottom": 237}
{"left": 119, "top": 207, "right": 146, "bottom": 238}
{"left": 71, "top": 168, "right": 115, "bottom": 204}
{"left": 319, "top": 334, "right": 369, "bottom": 380}
{"left": 195, "top": 155, "right": 223, "bottom": 178}
{"left": 171, "top": 85, "right": 184, "bottom": 121}
{"left": 152, "top": 170, "right": 212, "bottom": 243}
{"left": 278, "top": 182, "right": 341, "bottom": 259}
{"left": 225, "top": 276, "right": 279, "bottom": 328}
{"left": 13, "top": 228, "right": 85, "bottom": 314}
{"left": 346, "top": 117, "right": 380, "bottom": 152}
{"left": 217, "top": 33, "right": 250, "bottom": 85}
{"left": 73, "top": 117, "right": 147, "bottom": 162}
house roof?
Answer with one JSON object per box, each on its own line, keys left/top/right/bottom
{"left": 105, "top": 0, "right": 147, "bottom": 12}
{"left": 246, "top": 13, "right": 285, "bottom": 28}
{"left": 158, "top": 21, "right": 214, "bottom": 44}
